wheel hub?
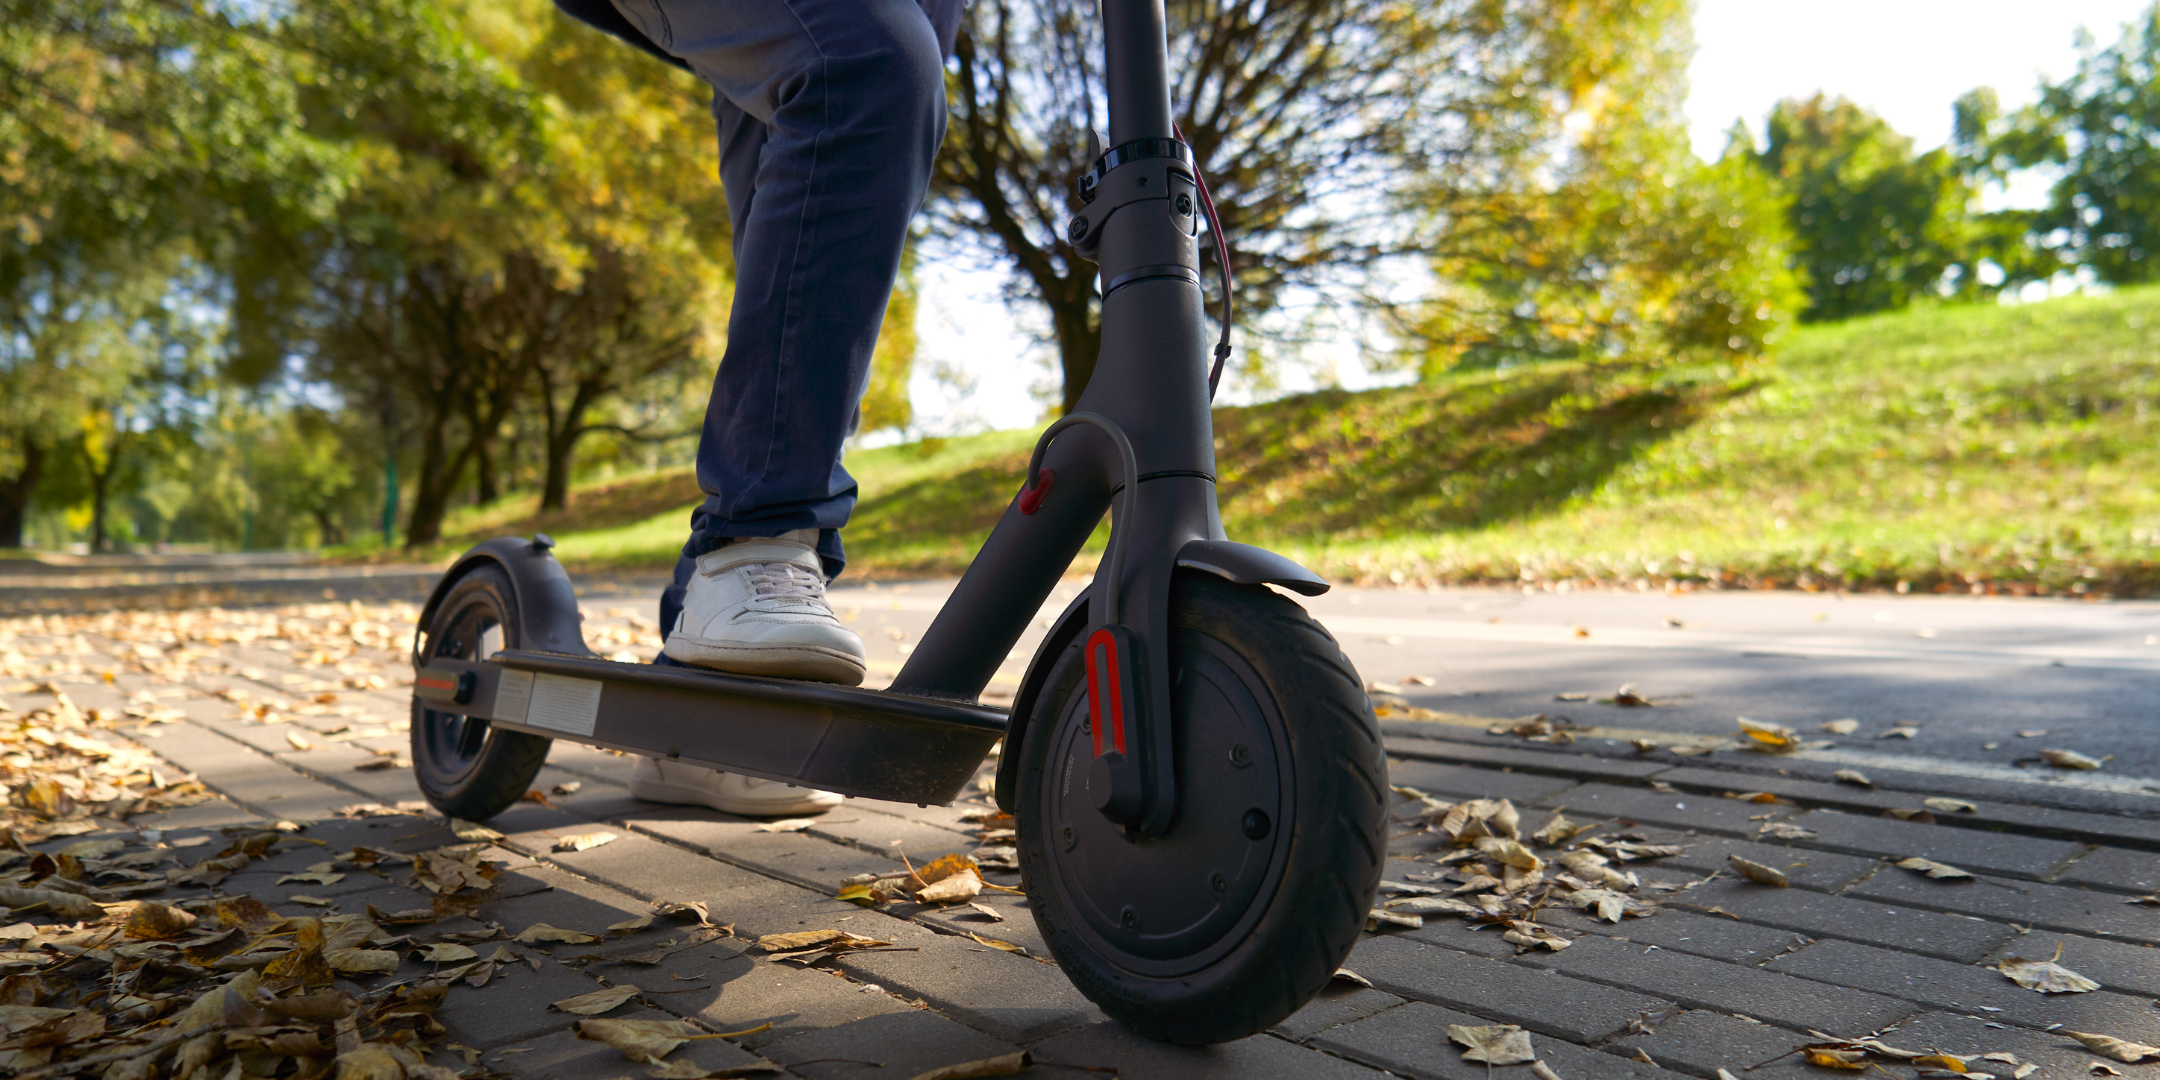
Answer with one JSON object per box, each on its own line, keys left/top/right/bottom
{"left": 1039, "top": 632, "right": 1291, "bottom": 977}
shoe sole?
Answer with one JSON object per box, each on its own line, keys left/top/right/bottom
{"left": 627, "top": 776, "right": 843, "bottom": 817}
{"left": 660, "top": 639, "right": 867, "bottom": 686}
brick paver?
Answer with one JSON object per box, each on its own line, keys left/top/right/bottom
{"left": 8, "top": 600, "right": 2160, "bottom": 1080}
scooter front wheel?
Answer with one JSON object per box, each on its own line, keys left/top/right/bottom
{"left": 1016, "top": 573, "right": 1386, "bottom": 1044}
{"left": 410, "top": 563, "right": 553, "bottom": 820}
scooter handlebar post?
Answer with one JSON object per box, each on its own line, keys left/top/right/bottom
{"left": 1102, "top": 0, "right": 1173, "bottom": 143}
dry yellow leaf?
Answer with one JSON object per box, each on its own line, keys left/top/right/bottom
{"left": 1998, "top": 945, "right": 2099, "bottom": 994}
{"left": 1804, "top": 1047, "right": 1868, "bottom": 1069}
{"left": 608, "top": 916, "right": 655, "bottom": 933}
{"left": 123, "top": 901, "right": 198, "bottom": 940}
{"left": 449, "top": 819, "right": 504, "bottom": 842}
{"left": 1819, "top": 719, "right": 1860, "bottom": 735}
{"left": 572, "top": 1016, "right": 700, "bottom": 1062}
{"left": 1449, "top": 1024, "right": 1536, "bottom": 1065}
{"left": 1923, "top": 798, "right": 1977, "bottom": 813}
{"left": 554, "top": 831, "right": 618, "bottom": 852}
{"left": 1501, "top": 921, "right": 1571, "bottom": 953}
{"left": 1735, "top": 717, "right": 1798, "bottom": 751}
{"left": 1530, "top": 1062, "right": 1563, "bottom": 1080}
{"left": 914, "top": 868, "right": 985, "bottom": 904}
{"left": 326, "top": 948, "right": 400, "bottom": 974}
{"left": 756, "top": 929, "right": 845, "bottom": 951}
{"left": 285, "top": 730, "right": 313, "bottom": 751}
{"left": 415, "top": 943, "right": 478, "bottom": 963}
{"left": 1833, "top": 769, "right": 1873, "bottom": 787}
{"left": 2064, "top": 1031, "right": 2160, "bottom": 1063}
{"left": 1896, "top": 857, "right": 1973, "bottom": 881}
{"left": 1475, "top": 837, "right": 1543, "bottom": 871}
{"left": 2039, "top": 748, "right": 2106, "bottom": 770}
{"left": 551, "top": 984, "right": 642, "bottom": 1015}
{"left": 515, "top": 923, "right": 600, "bottom": 944}
{"left": 1727, "top": 854, "right": 1789, "bottom": 887}
{"left": 754, "top": 818, "right": 817, "bottom": 833}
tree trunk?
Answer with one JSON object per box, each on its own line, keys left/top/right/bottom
{"left": 404, "top": 412, "right": 470, "bottom": 548}
{"left": 88, "top": 463, "right": 110, "bottom": 554}
{"left": 474, "top": 436, "right": 499, "bottom": 506}
{"left": 539, "top": 376, "right": 606, "bottom": 512}
{"left": 0, "top": 437, "right": 45, "bottom": 548}
{"left": 311, "top": 506, "right": 345, "bottom": 546}
{"left": 1052, "top": 290, "right": 1103, "bottom": 415}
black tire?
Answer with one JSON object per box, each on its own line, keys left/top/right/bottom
{"left": 1016, "top": 573, "right": 1386, "bottom": 1044}
{"left": 411, "top": 563, "right": 553, "bottom": 820}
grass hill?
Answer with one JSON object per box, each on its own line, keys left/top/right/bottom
{"left": 396, "top": 285, "right": 2160, "bottom": 596}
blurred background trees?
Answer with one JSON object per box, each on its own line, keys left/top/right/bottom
{"left": 5, "top": 0, "right": 2159, "bottom": 554}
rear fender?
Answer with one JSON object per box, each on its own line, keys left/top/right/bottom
{"left": 413, "top": 536, "right": 597, "bottom": 663}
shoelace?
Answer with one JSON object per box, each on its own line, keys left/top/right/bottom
{"left": 746, "top": 561, "right": 827, "bottom": 606}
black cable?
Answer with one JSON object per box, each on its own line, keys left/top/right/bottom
{"left": 1174, "top": 123, "right": 1234, "bottom": 399}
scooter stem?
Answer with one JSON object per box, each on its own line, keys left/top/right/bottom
{"left": 1103, "top": 0, "right": 1173, "bottom": 142}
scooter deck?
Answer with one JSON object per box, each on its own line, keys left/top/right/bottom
{"left": 418, "top": 650, "right": 1007, "bottom": 805}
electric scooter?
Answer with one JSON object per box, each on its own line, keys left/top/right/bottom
{"left": 407, "top": 0, "right": 1387, "bottom": 1044}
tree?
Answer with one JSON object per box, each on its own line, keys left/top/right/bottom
{"left": 1972, "top": 5, "right": 2160, "bottom": 283}
{"left": 934, "top": 0, "right": 1536, "bottom": 411}
{"left": 1396, "top": 0, "right": 1800, "bottom": 372}
{"left": 1745, "top": 96, "right": 1982, "bottom": 321}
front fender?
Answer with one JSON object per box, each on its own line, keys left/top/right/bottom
{"left": 413, "top": 536, "right": 597, "bottom": 663}
{"left": 1175, "top": 539, "right": 1328, "bottom": 596}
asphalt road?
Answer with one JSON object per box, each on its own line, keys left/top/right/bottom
{"left": 569, "top": 576, "right": 2160, "bottom": 795}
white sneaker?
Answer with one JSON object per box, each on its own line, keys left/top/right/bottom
{"left": 628, "top": 757, "right": 844, "bottom": 816}
{"left": 662, "top": 529, "right": 867, "bottom": 685}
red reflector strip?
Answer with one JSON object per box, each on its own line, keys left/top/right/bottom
{"left": 1084, "top": 628, "right": 1125, "bottom": 755}
{"left": 417, "top": 677, "right": 455, "bottom": 690}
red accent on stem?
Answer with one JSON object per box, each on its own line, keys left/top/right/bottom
{"left": 1084, "top": 628, "right": 1125, "bottom": 755}
{"left": 1017, "top": 468, "right": 1055, "bottom": 514}
{"left": 417, "top": 677, "right": 455, "bottom": 690}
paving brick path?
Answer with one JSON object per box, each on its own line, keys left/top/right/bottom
{"left": 6, "top": 599, "right": 2160, "bottom": 1078}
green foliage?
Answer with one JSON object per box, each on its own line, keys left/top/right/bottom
{"left": 1403, "top": 0, "right": 1801, "bottom": 374}
{"left": 1976, "top": 4, "right": 2160, "bottom": 284}
{"left": 1746, "top": 96, "right": 1987, "bottom": 320}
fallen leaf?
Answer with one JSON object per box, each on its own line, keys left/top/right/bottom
{"left": 1883, "top": 726, "right": 1920, "bottom": 739}
{"left": 1474, "top": 837, "right": 1543, "bottom": 871}
{"left": 552, "top": 984, "right": 643, "bottom": 1015}
{"left": 123, "top": 901, "right": 199, "bottom": 940}
{"left": 1502, "top": 921, "right": 1572, "bottom": 952}
{"left": 2064, "top": 1031, "right": 2160, "bottom": 1063}
{"left": 1757, "top": 822, "right": 1817, "bottom": 841}
{"left": 961, "top": 902, "right": 1004, "bottom": 922}
{"left": 278, "top": 869, "right": 346, "bottom": 886}
{"left": 1897, "top": 857, "right": 1974, "bottom": 881}
{"left": 1999, "top": 945, "right": 2099, "bottom": 994}
{"left": 755, "top": 818, "right": 817, "bottom": 833}
{"left": 1805, "top": 1047, "right": 1869, "bottom": 1069}
{"left": 609, "top": 916, "right": 655, "bottom": 934}
{"left": 1728, "top": 855, "right": 1789, "bottom": 887}
{"left": 1820, "top": 719, "right": 1861, "bottom": 735}
{"left": 1367, "top": 908, "right": 1423, "bottom": 930}
{"left": 450, "top": 819, "right": 504, "bottom": 842}
{"left": 1450, "top": 1023, "right": 1536, "bottom": 1066}
{"left": 415, "top": 943, "right": 479, "bottom": 963}
{"left": 756, "top": 929, "right": 848, "bottom": 951}
{"left": 554, "top": 831, "right": 618, "bottom": 853}
{"left": 1532, "top": 812, "right": 1588, "bottom": 846}
{"left": 1726, "top": 791, "right": 1781, "bottom": 804}
{"left": 1332, "top": 968, "right": 1372, "bottom": 988}
{"left": 2040, "top": 748, "right": 2106, "bottom": 770}
{"left": 1924, "top": 798, "right": 1978, "bottom": 813}
{"left": 573, "top": 1016, "right": 700, "bottom": 1062}
{"left": 1736, "top": 717, "right": 1799, "bottom": 751}
{"left": 516, "top": 923, "right": 601, "bottom": 945}
{"left": 325, "top": 948, "right": 400, "bottom": 974}
{"left": 914, "top": 868, "right": 985, "bottom": 904}
{"left": 908, "top": 1050, "right": 1033, "bottom": 1080}
{"left": 647, "top": 1064, "right": 782, "bottom": 1079}
{"left": 1530, "top": 1062, "right": 1563, "bottom": 1080}
{"left": 285, "top": 730, "right": 314, "bottom": 750}
{"left": 1834, "top": 769, "right": 1874, "bottom": 787}
{"left": 2014, "top": 1066, "right": 2037, "bottom": 1079}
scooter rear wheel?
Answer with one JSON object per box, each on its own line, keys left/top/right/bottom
{"left": 1015, "top": 573, "right": 1385, "bottom": 1044}
{"left": 410, "top": 563, "right": 553, "bottom": 820}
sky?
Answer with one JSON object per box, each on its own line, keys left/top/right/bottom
{"left": 895, "top": 1, "right": 2155, "bottom": 441}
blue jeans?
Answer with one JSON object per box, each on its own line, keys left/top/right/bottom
{"left": 566, "top": 0, "right": 948, "bottom": 637}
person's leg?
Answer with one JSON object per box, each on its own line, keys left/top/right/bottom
{"left": 621, "top": 0, "right": 946, "bottom": 684}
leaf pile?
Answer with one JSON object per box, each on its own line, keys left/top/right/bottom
{"left": 0, "top": 685, "right": 211, "bottom": 828}
{"left": 835, "top": 853, "right": 989, "bottom": 908}
{"left": 1373, "top": 794, "right": 1683, "bottom": 951}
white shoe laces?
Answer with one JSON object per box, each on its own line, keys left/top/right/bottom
{"left": 745, "top": 561, "right": 828, "bottom": 606}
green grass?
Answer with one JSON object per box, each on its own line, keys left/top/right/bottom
{"left": 361, "top": 286, "right": 2160, "bottom": 595}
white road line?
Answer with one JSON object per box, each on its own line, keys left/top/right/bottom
{"left": 1319, "top": 614, "right": 2160, "bottom": 672}
{"left": 1384, "top": 711, "right": 2160, "bottom": 800}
